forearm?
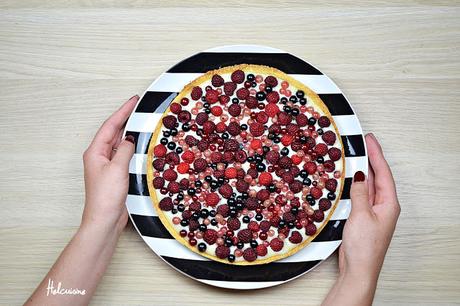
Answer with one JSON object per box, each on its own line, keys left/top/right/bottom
{"left": 25, "top": 221, "right": 121, "bottom": 306}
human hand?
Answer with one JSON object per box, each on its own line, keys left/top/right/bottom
{"left": 81, "top": 95, "right": 139, "bottom": 235}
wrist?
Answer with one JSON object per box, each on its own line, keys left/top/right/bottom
{"left": 79, "top": 217, "right": 123, "bottom": 242}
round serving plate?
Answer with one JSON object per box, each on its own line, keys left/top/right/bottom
{"left": 124, "top": 45, "right": 367, "bottom": 290}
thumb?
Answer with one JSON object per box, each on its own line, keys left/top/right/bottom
{"left": 350, "top": 171, "right": 371, "bottom": 216}
{"left": 111, "top": 135, "right": 135, "bottom": 170}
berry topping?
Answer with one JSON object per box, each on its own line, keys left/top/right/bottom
{"left": 162, "top": 115, "right": 177, "bottom": 129}
{"left": 270, "top": 238, "right": 284, "bottom": 252}
{"left": 258, "top": 172, "right": 273, "bottom": 186}
{"left": 223, "top": 82, "right": 237, "bottom": 96}
{"left": 318, "top": 116, "right": 331, "bottom": 128}
{"left": 305, "top": 223, "right": 317, "bottom": 236}
{"left": 159, "top": 198, "right": 173, "bottom": 211}
{"left": 322, "top": 130, "right": 337, "bottom": 145}
{"left": 227, "top": 217, "right": 241, "bottom": 230}
{"left": 203, "top": 229, "right": 218, "bottom": 245}
{"left": 215, "top": 245, "right": 230, "bottom": 259}
{"left": 206, "top": 192, "right": 220, "bottom": 207}
{"left": 191, "top": 86, "right": 202, "bottom": 100}
{"left": 289, "top": 231, "right": 303, "bottom": 244}
{"left": 243, "top": 248, "right": 257, "bottom": 262}
{"left": 231, "top": 70, "right": 245, "bottom": 84}
{"left": 237, "top": 229, "right": 253, "bottom": 243}
{"left": 256, "top": 244, "right": 268, "bottom": 256}
{"left": 211, "top": 74, "right": 224, "bottom": 87}
{"left": 264, "top": 76, "right": 278, "bottom": 87}
{"left": 249, "top": 122, "right": 265, "bottom": 137}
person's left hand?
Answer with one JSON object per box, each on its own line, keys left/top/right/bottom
{"left": 81, "top": 95, "right": 139, "bottom": 234}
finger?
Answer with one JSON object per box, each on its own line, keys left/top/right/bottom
{"left": 111, "top": 135, "right": 135, "bottom": 170}
{"left": 110, "top": 127, "right": 126, "bottom": 160}
{"left": 89, "top": 95, "right": 139, "bottom": 158}
{"left": 368, "top": 162, "right": 376, "bottom": 205}
{"left": 349, "top": 171, "right": 371, "bottom": 216}
{"left": 365, "top": 133, "right": 398, "bottom": 204}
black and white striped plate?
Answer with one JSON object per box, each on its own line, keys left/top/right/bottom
{"left": 124, "top": 45, "right": 367, "bottom": 290}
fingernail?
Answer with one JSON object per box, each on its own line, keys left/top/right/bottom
{"left": 353, "top": 171, "right": 365, "bottom": 182}
{"left": 368, "top": 133, "right": 376, "bottom": 140}
{"left": 129, "top": 95, "right": 139, "bottom": 100}
{"left": 125, "top": 135, "right": 135, "bottom": 144}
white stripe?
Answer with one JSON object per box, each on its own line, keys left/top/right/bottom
{"left": 126, "top": 194, "right": 157, "bottom": 216}
{"left": 129, "top": 153, "right": 147, "bottom": 174}
{"left": 333, "top": 115, "right": 363, "bottom": 135}
{"left": 290, "top": 74, "right": 341, "bottom": 94}
{"left": 205, "top": 44, "right": 284, "bottom": 53}
{"left": 330, "top": 199, "right": 351, "bottom": 220}
{"left": 198, "top": 279, "right": 285, "bottom": 290}
{"left": 125, "top": 112, "right": 162, "bottom": 133}
{"left": 278, "top": 240, "right": 341, "bottom": 262}
{"left": 345, "top": 156, "right": 368, "bottom": 177}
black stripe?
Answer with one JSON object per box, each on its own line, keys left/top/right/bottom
{"left": 167, "top": 52, "right": 322, "bottom": 75}
{"left": 312, "top": 219, "right": 345, "bottom": 242}
{"left": 125, "top": 131, "right": 152, "bottom": 154}
{"left": 128, "top": 173, "right": 149, "bottom": 196}
{"left": 130, "top": 214, "right": 173, "bottom": 239}
{"left": 136, "top": 91, "right": 177, "bottom": 113}
{"left": 340, "top": 177, "right": 352, "bottom": 200}
{"left": 318, "top": 94, "right": 354, "bottom": 115}
{"left": 162, "top": 256, "right": 321, "bottom": 282}
{"left": 341, "top": 135, "right": 366, "bottom": 157}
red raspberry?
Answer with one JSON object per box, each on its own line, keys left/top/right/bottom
{"left": 181, "top": 210, "right": 192, "bottom": 220}
{"left": 266, "top": 91, "right": 280, "bottom": 103}
{"left": 206, "top": 192, "right": 220, "bottom": 207}
{"left": 159, "top": 198, "right": 173, "bottom": 211}
{"left": 153, "top": 177, "right": 165, "bottom": 189}
{"left": 219, "top": 94, "right": 230, "bottom": 104}
{"left": 256, "top": 244, "right": 268, "bottom": 256}
{"left": 223, "top": 82, "right": 237, "bottom": 96}
{"left": 245, "top": 198, "right": 259, "bottom": 210}
{"left": 291, "top": 141, "right": 302, "bottom": 152}
{"left": 189, "top": 219, "right": 200, "bottom": 231}
{"left": 243, "top": 248, "right": 257, "bottom": 262}
{"left": 258, "top": 172, "right": 273, "bottom": 186}
{"left": 314, "top": 143, "right": 328, "bottom": 156}
{"left": 231, "top": 69, "right": 245, "bottom": 83}
{"left": 169, "top": 102, "right": 181, "bottom": 114}
{"left": 251, "top": 139, "right": 262, "bottom": 150}
{"left": 177, "top": 162, "right": 189, "bottom": 174}
{"left": 202, "top": 121, "right": 216, "bottom": 135}
{"left": 163, "top": 169, "right": 177, "bottom": 181}
{"left": 277, "top": 112, "right": 292, "bottom": 125}
{"left": 248, "top": 221, "right": 260, "bottom": 232}
{"left": 153, "top": 144, "right": 167, "bottom": 157}
{"left": 203, "top": 229, "right": 218, "bottom": 245}
{"left": 269, "top": 124, "right": 282, "bottom": 134}
{"left": 226, "top": 121, "right": 241, "bottom": 136}
{"left": 304, "top": 161, "right": 317, "bottom": 174}
{"left": 210, "top": 152, "right": 222, "bottom": 163}
{"left": 181, "top": 150, "right": 195, "bottom": 163}
{"left": 283, "top": 212, "right": 296, "bottom": 223}
{"left": 236, "top": 179, "right": 249, "bottom": 193}
{"left": 289, "top": 231, "right": 303, "bottom": 244}
{"left": 245, "top": 96, "right": 258, "bottom": 109}
{"left": 257, "top": 189, "right": 270, "bottom": 201}
{"left": 178, "top": 110, "right": 191, "bottom": 123}
{"left": 256, "top": 112, "right": 269, "bottom": 124}
{"left": 224, "top": 167, "right": 238, "bottom": 179}
{"left": 281, "top": 134, "right": 294, "bottom": 146}
{"left": 305, "top": 223, "right": 317, "bottom": 236}
{"left": 264, "top": 75, "right": 278, "bottom": 87}
{"left": 304, "top": 137, "right": 316, "bottom": 150}
{"left": 234, "top": 150, "right": 247, "bottom": 163}
{"left": 270, "top": 238, "right": 284, "bottom": 252}
{"left": 313, "top": 209, "right": 325, "bottom": 222}
{"left": 224, "top": 139, "right": 240, "bottom": 152}
{"left": 279, "top": 227, "right": 291, "bottom": 237}
{"left": 278, "top": 156, "right": 293, "bottom": 169}
{"left": 281, "top": 172, "right": 294, "bottom": 184}
{"left": 322, "top": 131, "right": 337, "bottom": 145}
{"left": 247, "top": 168, "right": 258, "bottom": 178}
{"left": 222, "top": 151, "right": 234, "bottom": 163}
{"left": 296, "top": 113, "right": 308, "bottom": 127}
{"left": 291, "top": 155, "right": 303, "bottom": 165}
{"left": 179, "top": 178, "right": 189, "bottom": 190}
{"left": 318, "top": 116, "right": 331, "bottom": 128}
{"left": 193, "top": 158, "right": 207, "bottom": 172}
{"left": 228, "top": 103, "right": 242, "bottom": 117}
{"left": 265, "top": 150, "right": 280, "bottom": 164}
{"left": 236, "top": 88, "right": 249, "bottom": 100}
{"left": 265, "top": 103, "right": 280, "bottom": 117}
{"left": 195, "top": 112, "right": 208, "bottom": 125}
{"left": 191, "top": 86, "right": 202, "bottom": 100}
{"left": 162, "top": 115, "right": 177, "bottom": 129}
{"left": 227, "top": 217, "right": 241, "bottom": 230}
{"left": 290, "top": 181, "right": 303, "bottom": 193}
{"left": 325, "top": 179, "right": 337, "bottom": 191}
{"left": 189, "top": 202, "right": 201, "bottom": 211}
{"left": 215, "top": 245, "right": 230, "bottom": 259}
{"left": 328, "top": 147, "right": 341, "bottom": 161}
{"left": 310, "top": 187, "right": 323, "bottom": 199}
{"left": 216, "top": 122, "right": 227, "bottom": 133}
{"left": 237, "top": 229, "right": 253, "bottom": 243}
{"left": 319, "top": 199, "right": 332, "bottom": 211}
{"left": 165, "top": 152, "right": 180, "bottom": 165}
{"left": 211, "top": 74, "right": 224, "bottom": 87}
{"left": 286, "top": 123, "right": 299, "bottom": 135}
{"left": 249, "top": 122, "right": 265, "bottom": 137}
{"left": 323, "top": 160, "right": 336, "bottom": 172}
{"left": 205, "top": 89, "right": 219, "bottom": 104}
{"left": 270, "top": 216, "right": 281, "bottom": 227}
{"left": 211, "top": 105, "right": 223, "bottom": 116}
{"left": 260, "top": 220, "right": 271, "bottom": 232}
{"left": 185, "top": 135, "right": 199, "bottom": 147}
{"left": 217, "top": 204, "right": 230, "bottom": 217}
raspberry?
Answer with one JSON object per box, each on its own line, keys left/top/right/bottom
{"left": 245, "top": 96, "right": 258, "bottom": 109}
{"left": 257, "top": 189, "right": 270, "bottom": 201}
{"left": 189, "top": 219, "right": 200, "bottom": 231}
{"left": 219, "top": 95, "right": 230, "bottom": 104}
{"left": 291, "top": 141, "right": 303, "bottom": 152}
{"left": 310, "top": 187, "right": 323, "bottom": 199}
{"left": 304, "top": 161, "right": 317, "bottom": 174}
{"left": 224, "top": 167, "right": 238, "bottom": 179}
{"left": 210, "top": 152, "right": 222, "bottom": 163}
{"left": 281, "top": 135, "right": 294, "bottom": 146}
{"left": 319, "top": 199, "right": 332, "bottom": 211}
{"left": 266, "top": 91, "right": 280, "bottom": 103}
{"left": 282, "top": 172, "right": 294, "bottom": 183}
{"left": 265, "top": 150, "right": 280, "bottom": 164}
{"left": 191, "top": 86, "right": 202, "bottom": 100}
{"left": 323, "top": 160, "right": 336, "bottom": 172}
{"left": 163, "top": 169, "right": 177, "bottom": 181}
{"left": 283, "top": 212, "right": 296, "bottom": 223}
{"left": 228, "top": 103, "right": 242, "bottom": 117}
{"left": 179, "top": 178, "right": 189, "bottom": 190}
{"left": 162, "top": 115, "right": 177, "bottom": 129}
{"left": 206, "top": 192, "right": 220, "bottom": 207}
{"left": 246, "top": 198, "right": 259, "bottom": 210}
{"left": 234, "top": 150, "right": 247, "bottom": 163}
{"left": 214, "top": 170, "right": 224, "bottom": 178}
{"left": 325, "top": 179, "right": 338, "bottom": 191}
{"left": 236, "top": 179, "right": 249, "bottom": 193}
{"left": 216, "top": 122, "right": 227, "bottom": 133}
{"left": 243, "top": 248, "right": 257, "bottom": 262}
{"left": 270, "top": 238, "right": 284, "bottom": 252}
{"left": 227, "top": 217, "right": 241, "bottom": 230}
{"left": 178, "top": 110, "right": 191, "bottom": 123}
{"left": 249, "top": 122, "right": 264, "bottom": 137}
{"left": 177, "top": 162, "right": 189, "bottom": 174}
{"left": 296, "top": 113, "right": 308, "bottom": 127}
{"left": 290, "top": 181, "right": 303, "bottom": 193}
{"left": 195, "top": 112, "right": 208, "bottom": 125}
{"left": 189, "top": 202, "right": 201, "bottom": 211}
{"left": 279, "top": 227, "right": 291, "bottom": 237}
{"left": 153, "top": 144, "right": 167, "bottom": 157}
{"left": 304, "top": 137, "right": 316, "bottom": 150}
{"left": 236, "top": 88, "right": 249, "bottom": 100}
{"left": 211, "top": 105, "right": 223, "bottom": 116}
{"left": 237, "top": 168, "right": 245, "bottom": 179}
{"left": 265, "top": 103, "right": 280, "bottom": 117}
{"left": 165, "top": 152, "right": 180, "bottom": 165}
{"left": 322, "top": 131, "right": 337, "bottom": 145}
{"left": 270, "top": 216, "right": 281, "bottom": 227}
{"left": 211, "top": 74, "right": 224, "bottom": 87}
{"left": 328, "top": 147, "right": 342, "bottom": 161}
{"left": 181, "top": 150, "right": 195, "bottom": 163}
{"left": 203, "top": 229, "right": 218, "bottom": 245}
{"left": 185, "top": 135, "right": 199, "bottom": 147}
{"left": 205, "top": 89, "right": 219, "bottom": 104}
{"left": 286, "top": 123, "right": 299, "bottom": 135}
{"left": 237, "top": 229, "right": 253, "bottom": 243}
{"left": 256, "top": 112, "right": 269, "bottom": 124}
{"left": 289, "top": 231, "right": 303, "bottom": 244}
{"left": 222, "top": 151, "right": 234, "bottom": 163}
{"left": 247, "top": 168, "right": 258, "bottom": 178}
{"left": 260, "top": 220, "right": 271, "bottom": 232}
{"left": 313, "top": 210, "right": 324, "bottom": 222}
{"left": 223, "top": 82, "right": 237, "bottom": 96}
{"left": 291, "top": 155, "right": 302, "bottom": 165}
{"left": 217, "top": 204, "right": 230, "bottom": 217}
{"left": 224, "top": 139, "right": 240, "bottom": 152}
{"left": 277, "top": 112, "right": 292, "bottom": 125}
{"left": 227, "top": 121, "right": 241, "bottom": 136}
{"left": 202, "top": 121, "right": 216, "bottom": 135}
{"left": 269, "top": 124, "right": 281, "bottom": 134}
{"left": 167, "top": 181, "right": 180, "bottom": 193}
{"left": 193, "top": 158, "right": 207, "bottom": 172}
{"left": 314, "top": 143, "right": 328, "bottom": 156}
{"left": 159, "top": 198, "right": 173, "bottom": 211}
{"left": 305, "top": 223, "right": 317, "bottom": 236}
{"left": 181, "top": 210, "right": 191, "bottom": 220}
{"left": 256, "top": 244, "right": 268, "bottom": 256}
{"left": 318, "top": 116, "right": 331, "bottom": 128}
{"left": 248, "top": 221, "right": 260, "bottom": 232}
{"left": 153, "top": 177, "right": 165, "bottom": 189}
{"left": 231, "top": 69, "right": 245, "bottom": 83}
{"left": 215, "top": 245, "right": 230, "bottom": 259}
{"left": 169, "top": 102, "right": 181, "bottom": 114}
{"left": 278, "top": 156, "right": 293, "bottom": 169}
{"left": 264, "top": 75, "right": 278, "bottom": 87}
{"left": 258, "top": 172, "right": 273, "bottom": 186}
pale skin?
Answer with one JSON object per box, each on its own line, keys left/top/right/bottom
{"left": 25, "top": 96, "right": 400, "bottom": 306}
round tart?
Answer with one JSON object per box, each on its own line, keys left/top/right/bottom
{"left": 147, "top": 64, "right": 345, "bottom": 265}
